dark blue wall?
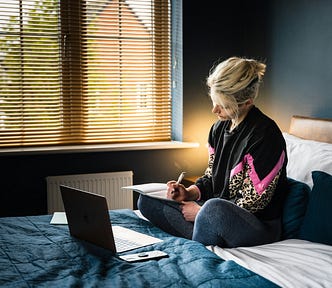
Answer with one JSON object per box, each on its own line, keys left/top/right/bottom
{"left": 263, "top": 0, "right": 332, "bottom": 130}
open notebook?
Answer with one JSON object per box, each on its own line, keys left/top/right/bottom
{"left": 59, "top": 185, "right": 162, "bottom": 253}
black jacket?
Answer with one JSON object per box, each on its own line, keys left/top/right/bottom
{"left": 195, "top": 106, "right": 288, "bottom": 220}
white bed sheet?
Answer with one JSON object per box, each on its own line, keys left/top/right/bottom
{"left": 210, "top": 239, "right": 332, "bottom": 288}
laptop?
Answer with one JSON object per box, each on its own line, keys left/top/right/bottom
{"left": 59, "top": 185, "right": 162, "bottom": 253}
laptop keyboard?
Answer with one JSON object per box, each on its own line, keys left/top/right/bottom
{"left": 114, "top": 236, "right": 142, "bottom": 252}
{"left": 112, "top": 225, "right": 162, "bottom": 253}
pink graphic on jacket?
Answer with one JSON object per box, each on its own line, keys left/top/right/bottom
{"left": 208, "top": 145, "right": 215, "bottom": 155}
{"left": 230, "top": 151, "right": 285, "bottom": 195}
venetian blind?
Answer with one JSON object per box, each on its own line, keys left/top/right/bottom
{"left": 0, "top": 0, "right": 171, "bottom": 148}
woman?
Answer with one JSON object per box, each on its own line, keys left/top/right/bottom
{"left": 138, "top": 57, "right": 288, "bottom": 248}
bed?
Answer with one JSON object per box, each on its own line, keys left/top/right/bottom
{"left": 1, "top": 115, "right": 332, "bottom": 288}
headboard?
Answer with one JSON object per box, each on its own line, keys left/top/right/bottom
{"left": 289, "top": 115, "right": 332, "bottom": 144}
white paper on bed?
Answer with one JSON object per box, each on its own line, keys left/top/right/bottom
{"left": 50, "top": 212, "right": 67, "bottom": 224}
{"left": 210, "top": 239, "right": 332, "bottom": 288}
{"left": 283, "top": 132, "right": 332, "bottom": 188}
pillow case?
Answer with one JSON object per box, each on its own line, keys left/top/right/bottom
{"left": 283, "top": 133, "right": 332, "bottom": 188}
{"left": 299, "top": 171, "right": 332, "bottom": 245}
{"left": 282, "top": 178, "right": 310, "bottom": 239}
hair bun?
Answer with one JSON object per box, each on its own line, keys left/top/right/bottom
{"left": 207, "top": 57, "right": 266, "bottom": 95}
{"left": 254, "top": 61, "right": 266, "bottom": 80}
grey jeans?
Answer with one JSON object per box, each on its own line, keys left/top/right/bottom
{"left": 137, "top": 195, "right": 281, "bottom": 248}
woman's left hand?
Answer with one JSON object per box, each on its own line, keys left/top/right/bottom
{"left": 180, "top": 201, "right": 201, "bottom": 222}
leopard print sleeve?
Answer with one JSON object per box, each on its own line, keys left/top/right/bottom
{"left": 204, "top": 145, "right": 214, "bottom": 178}
{"left": 195, "top": 144, "right": 215, "bottom": 200}
{"left": 229, "top": 151, "right": 285, "bottom": 213}
{"left": 235, "top": 165, "right": 281, "bottom": 213}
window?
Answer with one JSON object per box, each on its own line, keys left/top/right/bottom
{"left": 0, "top": 0, "right": 176, "bottom": 148}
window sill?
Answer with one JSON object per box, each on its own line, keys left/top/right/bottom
{"left": 0, "top": 141, "right": 200, "bottom": 156}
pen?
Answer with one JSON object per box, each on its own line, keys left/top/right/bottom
{"left": 176, "top": 172, "right": 186, "bottom": 185}
{"left": 171, "top": 172, "right": 186, "bottom": 195}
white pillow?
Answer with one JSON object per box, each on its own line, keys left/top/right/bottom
{"left": 283, "top": 133, "right": 332, "bottom": 188}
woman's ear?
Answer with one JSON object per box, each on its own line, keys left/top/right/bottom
{"left": 245, "top": 98, "right": 254, "bottom": 107}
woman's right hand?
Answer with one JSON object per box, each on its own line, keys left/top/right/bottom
{"left": 166, "top": 180, "right": 188, "bottom": 202}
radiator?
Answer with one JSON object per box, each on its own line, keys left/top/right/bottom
{"left": 46, "top": 171, "right": 133, "bottom": 214}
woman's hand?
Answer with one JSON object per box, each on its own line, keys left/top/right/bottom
{"left": 166, "top": 180, "right": 188, "bottom": 202}
{"left": 180, "top": 201, "right": 201, "bottom": 222}
{"left": 167, "top": 180, "right": 201, "bottom": 221}
{"left": 167, "top": 180, "right": 200, "bottom": 202}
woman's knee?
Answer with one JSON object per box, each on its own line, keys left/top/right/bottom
{"left": 137, "top": 194, "right": 144, "bottom": 210}
{"left": 195, "top": 198, "right": 239, "bottom": 232}
{"left": 137, "top": 195, "right": 144, "bottom": 212}
{"left": 137, "top": 195, "right": 155, "bottom": 217}
{"left": 197, "top": 198, "right": 232, "bottom": 217}
{"left": 193, "top": 199, "right": 228, "bottom": 246}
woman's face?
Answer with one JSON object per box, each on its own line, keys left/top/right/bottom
{"left": 210, "top": 93, "right": 251, "bottom": 121}
{"left": 211, "top": 103, "right": 233, "bottom": 121}
{"left": 210, "top": 91, "right": 237, "bottom": 121}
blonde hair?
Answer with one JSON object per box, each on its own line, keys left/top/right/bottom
{"left": 207, "top": 57, "right": 266, "bottom": 118}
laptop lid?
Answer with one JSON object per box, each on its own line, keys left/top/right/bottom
{"left": 60, "top": 185, "right": 117, "bottom": 253}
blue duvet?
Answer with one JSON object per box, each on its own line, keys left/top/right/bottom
{"left": 0, "top": 209, "right": 279, "bottom": 287}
